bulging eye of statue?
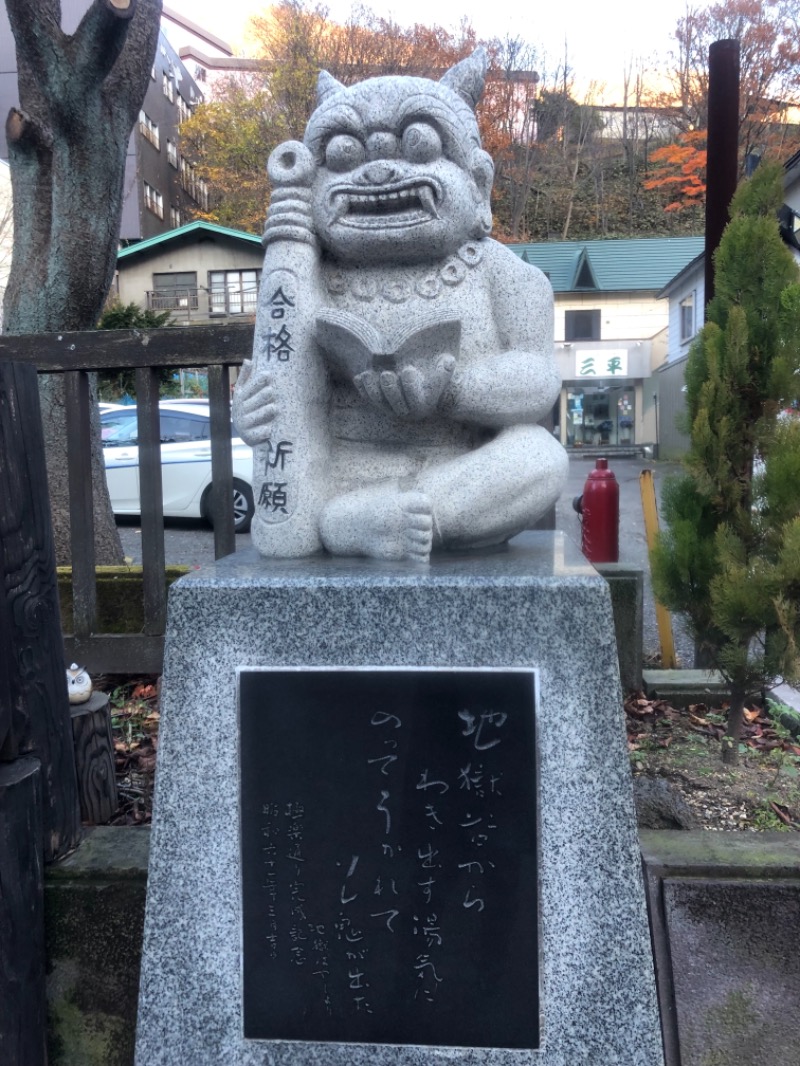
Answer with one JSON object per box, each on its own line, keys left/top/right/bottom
{"left": 325, "top": 134, "right": 366, "bottom": 172}
{"left": 401, "top": 122, "right": 442, "bottom": 164}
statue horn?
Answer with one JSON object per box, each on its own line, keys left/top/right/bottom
{"left": 316, "top": 69, "right": 346, "bottom": 107}
{"left": 440, "top": 47, "right": 488, "bottom": 110}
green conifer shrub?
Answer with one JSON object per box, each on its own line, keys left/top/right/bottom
{"left": 651, "top": 163, "right": 800, "bottom": 764}
{"left": 96, "top": 300, "right": 175, "bottom": 400}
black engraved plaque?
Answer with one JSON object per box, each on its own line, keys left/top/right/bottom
{"left": 239, "top": 668, "right": 539, "bottom": 1050}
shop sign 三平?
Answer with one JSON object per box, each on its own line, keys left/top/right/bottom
{"left": 575, "top": 350, "right": 629, "bottom": 378}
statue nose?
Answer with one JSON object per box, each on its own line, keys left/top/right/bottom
{"left": 362, "top": 161, "right": 397, "bottom": 186}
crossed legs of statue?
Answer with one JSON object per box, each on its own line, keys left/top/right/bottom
{"left": 319, "top": 424, "right": 568, "bottom": 562}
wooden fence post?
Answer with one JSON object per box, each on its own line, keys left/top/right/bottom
{"left": 0, "top": 759, "right": 47, "bottom": 1066}
{"left": 1, "top": 360, "right": 83, "bottom": 1064}
{"left": 0, "top": 360, "right": 81, "bottom": 859}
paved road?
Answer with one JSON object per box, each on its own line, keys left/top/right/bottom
{"left": 117, "top": 455, "right": 692, "bottom": 665}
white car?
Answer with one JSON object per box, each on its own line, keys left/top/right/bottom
{"left": 102, "top": 401, "right": 255, "bottom": 532}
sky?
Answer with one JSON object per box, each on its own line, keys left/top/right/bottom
{"left": 162, "top": 0, "right": 710, "bottom": 104}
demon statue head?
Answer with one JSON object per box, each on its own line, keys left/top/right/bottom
{"left": 304, "top": 51, "right": 494, "bottom": 264}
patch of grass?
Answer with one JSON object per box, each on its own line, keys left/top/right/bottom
{"left": 751, "top": 802, "right": 792, "bottom": 832}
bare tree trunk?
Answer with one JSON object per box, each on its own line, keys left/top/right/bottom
{"left": 722, "top": 685, "right": 747, "bottom": 766}
{"left": 561, "top": 148, "right": 581, "bottom": 240}
{"left": 3, "top": 0, "right": 163, "bottom": 564}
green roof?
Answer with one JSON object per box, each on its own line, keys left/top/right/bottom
{"left": 117, "top": 220, "right": 262, "bottom": 260}
{"left": 509, "top": 236, "right": 704, "bottom": 293}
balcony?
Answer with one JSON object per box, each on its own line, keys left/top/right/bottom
{"left": 145, "top": 284, "right": 259, "bottom": 324}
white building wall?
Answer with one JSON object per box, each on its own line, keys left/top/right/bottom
{"left": 555, "top": 291, "right": 668, "bottom": 341}
{"left": 665, "top": 263, "right": 705, "bottom": 363}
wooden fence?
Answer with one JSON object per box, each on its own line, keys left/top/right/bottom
{"left": 0, "top": 322, "right": 254, "bottom": 675}
{"left": 2, "top": 324, "right": 259, "bottom": 1061}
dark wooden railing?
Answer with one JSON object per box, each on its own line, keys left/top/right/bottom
{"left": 0, "top": 322, "right": 254, "bottom": 674}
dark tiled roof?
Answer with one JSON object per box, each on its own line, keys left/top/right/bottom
{"left": 509, "top": 236, "right": 705, "bottom": 292}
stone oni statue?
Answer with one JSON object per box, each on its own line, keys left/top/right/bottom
{"left": 232, "top": 48, "right": 568, "bottom": 562}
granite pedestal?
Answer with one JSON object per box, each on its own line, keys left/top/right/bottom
{"left": 135, "top": 534, "right": 663, "bottom": 1065}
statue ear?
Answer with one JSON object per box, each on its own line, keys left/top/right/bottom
{"left": 440, "top": 47, "right": 488, "bottom": 110}
{"left": 316, "top": 69, "right": 345, "bottom": 107}
{"left": 472, "top": 149, "right": 494, "bottom": 199}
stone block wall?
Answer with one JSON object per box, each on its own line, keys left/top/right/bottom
{"left": 595, "top": 563, "right": 644, "bottom": 692}
{"left": 640, "top": 831, "right": 800, "bottom": 1066}
{"left": 45, "top": 821, "right": 800, "bottom": 1063}
{"left": 45, "top": 828, "right": 149, "bottom": 1066}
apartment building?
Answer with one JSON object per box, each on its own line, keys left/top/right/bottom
{"left": 0, "top": 1, "right": 206, "bottom": 242}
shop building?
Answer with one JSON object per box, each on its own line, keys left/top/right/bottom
{"left": 511, "top": 236, "right": 704, "bottom": 451}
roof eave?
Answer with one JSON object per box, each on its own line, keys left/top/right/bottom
{"left": 657, "top": 251, "right": 706, "bottom": 299}
{"left": 117, "top": 220, "right": 262, "bottom": 261}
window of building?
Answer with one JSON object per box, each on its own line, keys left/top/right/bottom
{"left": 209, "top": 270, "right": 260, "bottom": 315}
{"left": 565, "top": 385, "right": 635, "bottom": 447}
{"left": 169, "top": 206, "right": 182, "bottom": 228}
{"left": 679, "top": 292, "right": 695, "bottom": 343}
{"left": 143, "top": 182, "right": 163, "bottom": 219}
{"left": 138, "top": 111, "right": 160, "bottom": 150}
{"left": 180, "top": 158, "right": 208, "bottom": 207}
{"left": 167, "top": 139, "right": 178, "bottom": 168}
{"left": 565, "top": 308, "right": 601, "bottom": 341}
{"left": 177, "top": 94, "right": 192, "bottom": 123}
{"left": 574, "top": 254, "right": 598, "bottom": 290}
{"left": 162, "top": 71, "right": 175, "bottom": 102}
{"left": 151, "top": 272, "right": 198, "bottom": 311}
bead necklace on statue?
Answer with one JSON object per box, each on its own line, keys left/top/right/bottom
{"left": 324, "top": 241, "right": 485, "bottom": 304}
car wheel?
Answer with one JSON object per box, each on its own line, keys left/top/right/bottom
{"left": 232, "top": 479, "right": 255, "bottom": 533}
{"left": 203, "top": 479, "right": 255, "bottom": 534}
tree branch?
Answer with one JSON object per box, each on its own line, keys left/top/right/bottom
{"left": 5, "top": 109, "right": 53, "bottom": 153}
{"left": 105, "top": 0, "right": 137, "bottom": 17}
{"left": 71, "top": 0, "right": 142, "bottom": 89}
{"left": 104, "top": 0, "right": 164, "bottom": 127}
{"left": 5, "top": 0, "right": 64, "bottom": 98}
{"left": 4, "top": 0, "right": 62, "bottom": 51}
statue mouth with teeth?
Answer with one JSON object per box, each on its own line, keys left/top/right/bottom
{"left": 233, "top": 49, "right": 568, "bottom": 563}
{"left": 328, "top": 178, "right": 442, "bottom": 229}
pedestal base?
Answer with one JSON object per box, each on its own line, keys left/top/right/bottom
{"left": 135, "top": 534, "right": 663, "bottom": 1065}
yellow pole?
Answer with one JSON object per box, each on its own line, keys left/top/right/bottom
{"left": 639, "top": 469, "right": 677, "bottom": 669}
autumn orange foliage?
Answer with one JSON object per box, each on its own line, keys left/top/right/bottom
{"left": 644, "top": 130, "right": 708, "bottom": 212}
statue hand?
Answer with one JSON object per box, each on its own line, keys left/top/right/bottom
{"left": 232, "top": 359, "right": 277, "bottom": 445}
{"left": 354, "top": 355, "right": 456, "bottom": 419}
